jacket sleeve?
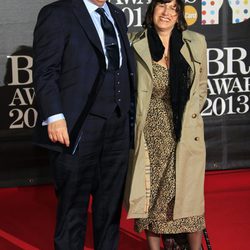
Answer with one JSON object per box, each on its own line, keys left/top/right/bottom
{"left": 33, "top": 5, "right": 65, "bottom": 120}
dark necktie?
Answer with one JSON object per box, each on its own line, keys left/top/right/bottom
{"left": 96, "top": 8, "right": 119, "bottom": 71}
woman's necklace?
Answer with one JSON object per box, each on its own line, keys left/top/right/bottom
{"left": 163, "top": 51, "right": 170, "bottom": 67}
{"left": 163, "top": 45, "right": 170, "bottom": 64}
{"left": 164, "top": 53, "right": 169, "bottom": 63}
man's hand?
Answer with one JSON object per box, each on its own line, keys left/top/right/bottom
{"left": 47, "top": 119, "right": 70, "bottom": 147}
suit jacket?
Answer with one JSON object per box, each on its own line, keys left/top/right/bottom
{"left": 124, "top": 29, "right": 207, "bottom": 220}
{"left": 33, "top": 0, "right": 135, "bottom": 152}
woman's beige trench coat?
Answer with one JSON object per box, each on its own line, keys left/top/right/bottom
{"left": 124, "top": 29, "right": 208, "bottom": 220}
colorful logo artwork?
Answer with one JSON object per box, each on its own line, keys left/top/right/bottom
{"left": 201, "top": 0, "right": 250, "bottom": 25}
{"left": 185, "top": 5, "right": 198, "bottom": 26}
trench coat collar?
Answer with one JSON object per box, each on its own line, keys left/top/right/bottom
{"left": 132, "top": 29, "right": 201, "bottom": 79}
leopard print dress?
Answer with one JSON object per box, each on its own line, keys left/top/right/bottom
{"left": 135, "top": 61, "right": 205, "bottom": 234}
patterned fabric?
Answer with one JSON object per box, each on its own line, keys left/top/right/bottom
{"left": 135, "top": 61, "right": 205, "bottom": 234}
{"left": 144, "top": 141, "right": 151, "bottom": 213}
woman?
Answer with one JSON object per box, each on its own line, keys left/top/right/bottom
{"left": 124, "top": 0, "right": 208, "bottom": 249}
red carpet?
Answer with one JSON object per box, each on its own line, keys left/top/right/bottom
{"left": 0, "top": 169, "right": 250, "bottom": 250}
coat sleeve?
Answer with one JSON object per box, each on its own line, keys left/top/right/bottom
{"left": 33, "top": 5, "right": 65, "bottom": 120}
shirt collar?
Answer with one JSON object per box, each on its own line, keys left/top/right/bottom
{"left": 83, "top": 0, "right": 110, "bottom": 16}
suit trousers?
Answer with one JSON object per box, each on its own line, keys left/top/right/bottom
{"left": 50, "top": 108, "right": 130, "bottom": 250}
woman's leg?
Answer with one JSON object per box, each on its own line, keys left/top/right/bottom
{"left": 187, "top": 231, "right": 202, "bottom": 250}
{"left": 162, "top": 233, "right": 189, "bottom": 250}
{"left": 146, "top": 230, "right": 161, "bottom": 250}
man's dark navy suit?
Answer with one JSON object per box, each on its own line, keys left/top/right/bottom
{"left": 33, "top": 0, "right": 135, "bottom": 249}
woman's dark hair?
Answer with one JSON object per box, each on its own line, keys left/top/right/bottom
{"left": 143, "top": 0, "right": 187, "bottom": 31}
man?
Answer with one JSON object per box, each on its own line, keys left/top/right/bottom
{"left": 33, "top": 0, "right": 135, "bottom": 249}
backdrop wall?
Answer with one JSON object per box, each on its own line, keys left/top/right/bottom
{"left": 0, "top": 0, "right": 249, "bottom": 187}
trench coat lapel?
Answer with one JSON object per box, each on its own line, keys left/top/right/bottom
{"left": 180, "top": 41, "right": 194, "bottom": 73}
{"left": 133, "top": 30, "right": 153, "bottom": 78}
{"left": 182, "top": 30, "right": 203, "bottom": 65}
{"left": 181, "top": 31, "right": 202, "bottom": 96}
{"left": 180, "top": 40, "right": 196, "bottom": 96}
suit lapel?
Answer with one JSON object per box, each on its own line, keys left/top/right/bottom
{"left": 72, "top": 0, "right": 103, "bottom": 55}
{"left": 108, "top": 3, "right": 126, "bottom": 41}
{"left": 108, "top": 3, "right": 136, "bottom": 74}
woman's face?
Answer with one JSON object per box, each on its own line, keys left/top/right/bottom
{"left": 153, "top": 0, "right": 179, "bottom": 32}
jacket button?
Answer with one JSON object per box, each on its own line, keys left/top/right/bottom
{"left": 192, "top": 113, "right": 197, "bottom": 118}
{"left": 194, "top": 137, "right": 199, "bottom": 141}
